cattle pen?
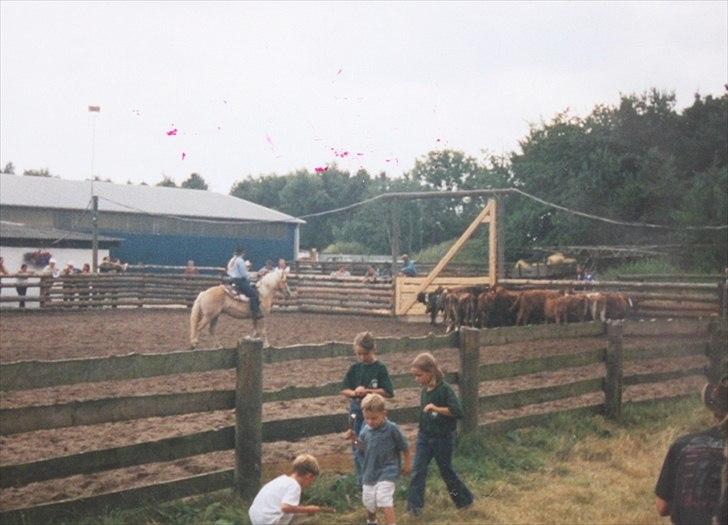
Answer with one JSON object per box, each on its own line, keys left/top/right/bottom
{"left": 0, "top": 313, "right": 725, "bottom": 523}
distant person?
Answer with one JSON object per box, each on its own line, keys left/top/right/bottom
{"left": 184, "top": 260, "right": 199, "bottom": 276}
{"left": 15, "top": 263, "right": 31, "bottom": 308}
{"left": 62, "top": 262, "right": 78, "bottom": 303}
{"left": 399, "top": 254, "right": 417, "bottom": 277}
{"left": 40, "top": 258, "right": 59, "bottom": 307}
{"left": 258, "top": 259, "right": 274, "bottom": 278}
{"left": 331, "top": 265, "right": 351, "bottom": 278}
{"left": 655, "top": 374, "right": 727, "bottom": 525}
{"left": 277, "top": 258, "right": 290, "bottom": 273}
{"left": 226, "top": 246, "right": 263, "bottom": 319}
{"left": 42, "top": 258, "right": 60, "bottom": 278}
{"left": 0, "top": 256, "right": 8, "bottom": 275}
{"left": 248, "top": 454, "right": 326, "bottom": 525}
{"left": 362, "top": 265, "right": 379, "bottom": 283}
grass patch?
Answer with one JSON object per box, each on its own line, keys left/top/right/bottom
{"left": 58, "top": 396, "right": 712, "bottom": 524}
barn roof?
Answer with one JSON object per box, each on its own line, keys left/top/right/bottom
{"left": 0, "top": 174, "right": 304, "bottom": 224}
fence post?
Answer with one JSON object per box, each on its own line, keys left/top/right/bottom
{"left": 705, "top": 320, "right": 727, "bottom": 383}
{"left": 235, "top": 337, "right": 264, "bottom": 499}
{"left": 718, "top": 279, "right": 727, "bottom": 321}
{"left": 604, "top": 320, "right": 624, "bottom": 420}
{"left": 458, "top": 327, "right": 480, "bottom": 434}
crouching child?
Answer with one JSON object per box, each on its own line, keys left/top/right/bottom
{"left": 248, "top": 454, "right": 324, "bottom": 525}
{"left": 346, "top": 393, "right": 411, "bottom": 525}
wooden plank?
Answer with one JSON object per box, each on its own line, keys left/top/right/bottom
{"left": 0, "top": 427, "right": 234, "bottom": 488}
{"left": 622, "top": 319, "right": 713, "bottom": 336}
{"left": 479, "top": 348, "right": 606, "bottom": 381}
{"left": 0, "top": 347, "right": 236, "bottom": 392}
{"left": 622, "top": 341, "right": 706, "bottom": 361}
{"left": 479, "top": 321, "right": 605, "bottom": 345}
{"left": 488, "top": 197, "right": 497, "bottom": 286}
{"left": 236, "top": 339, "right": 263, "bottom": 498}
{"left": 0, "top": 390, "right": 235, "bottom": 435}
{"left": 604, "top": 322, "right": 624, "bottom": 420}
{"left": 479, "top": 404, "right": 604, "bottom": 434}
{"left": 398, "top": 200, "right": 494, "bottom": 315}
{"left": 623, "top": 367, "right": 705, "bottom": 387}
{"left": 479, "top": 378, "right": 604, "bottom": 413}
{"left": 459, "top": 327, "right": 481, "bottom": 433}
{"left": 500, "top": 278, "right": 718, "bottom": 292}
{"left": 0, "top": 469, "right": 234, "bottom": 525}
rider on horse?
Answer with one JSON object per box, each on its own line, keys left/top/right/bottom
{"left": 226, "top": 246, "right": 263, "bottom": 319}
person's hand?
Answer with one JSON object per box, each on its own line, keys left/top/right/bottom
{"left": 343, "top": 429, "right": 354, "bottom": 441}
{"left": 354, "top": 386, "right": 367, "bottom": 397}
{"left": 423, "top": 403, "right": 437, "bottom": 414}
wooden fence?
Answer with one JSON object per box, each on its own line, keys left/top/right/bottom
{"left": 0, "top": 272, "right": 394, "bottom": 316}
{"left": 0, "top": 318, "right": 725, "bottom": 523}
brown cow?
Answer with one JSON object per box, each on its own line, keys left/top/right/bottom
{"left": 604, "top": 292, "right": 631, "bottom": 320}
{"left": 545, "top": 294, "right": 589, "bottom": 324}
{"left": 511, "top": 289, "right": 561, "bottom": 325}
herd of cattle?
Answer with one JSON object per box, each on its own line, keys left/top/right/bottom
{"left": 416, "top": 285, "right": 633, "bottom": 333}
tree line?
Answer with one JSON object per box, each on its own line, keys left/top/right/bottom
{"left": 3, "top": 88, "right": 726, "bottom": 269}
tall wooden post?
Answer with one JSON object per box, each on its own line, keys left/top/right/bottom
{"left": 91, "top": 195, "right": 99, "bottom": 273}
{"left": 458, "top": 327, "right": 480, "bottom": 434}
{"left": 604, "top": 321, "right": 624, "bottom": 420}
{"left": 235, "top": 337, "right": 264, "bottom": 498}
{"left": 390, "top": 204, "right": 401, "bottom": 273}
{"left": 718, "top": 279, "right": 727, "bottom": 320}
{"left": 705, "top": 320, "right": 727, "bottom": 383}
{"left": 496, "top": 195, "right": 505, "bottom": 280}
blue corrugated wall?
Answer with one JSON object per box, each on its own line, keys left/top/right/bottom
{"left": 101, "top": 226, "right": 297, "bottom": 269}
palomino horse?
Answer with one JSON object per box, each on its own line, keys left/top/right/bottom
{"left": 190, "top": 268, "right": 292, "bottom": 348}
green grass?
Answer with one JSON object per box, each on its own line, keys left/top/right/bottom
{"left": 53, "top": 396, "right": 714, "bottom": 525}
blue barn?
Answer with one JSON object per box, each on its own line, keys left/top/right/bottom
{"left": 0, "top": 174, "right": 304, "bottom": 268}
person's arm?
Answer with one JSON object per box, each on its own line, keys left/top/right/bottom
{"left": 280, "top": 503, "right": 322, "bottom": 514}
{"left": 402, "top": 447, "right": 412, "bottom": 476}
{"left": 655, "top": 496, "right": 670, "bottom": 517}
{"left": 423, "top": 403, "right": 453, "bottom": 416}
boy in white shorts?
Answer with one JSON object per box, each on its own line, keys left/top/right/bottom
{"left": 248, "top": 454, "right": 324, "bottom": 525}
{"left": 347, "top": 393, "right": 411, "bottom": 525}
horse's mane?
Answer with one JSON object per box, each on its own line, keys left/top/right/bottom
{"left": 257, "top": 268, "right": 286, "bottom": 291}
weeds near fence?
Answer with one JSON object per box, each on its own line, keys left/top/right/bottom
{"left": 61, "top": 396, "right": 710, "bottom": 525}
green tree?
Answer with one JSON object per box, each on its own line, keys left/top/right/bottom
{"left": 23, "top": 168, "right": 52, "bottom": 177}
{"left": 1, "top": 162, "right": 15, "bottom": 174}
{"left": 156, "top": 175, "right": 177, "bottom": 187}
{"left": 181, "top": 173, "right": 208, "bottom": 190}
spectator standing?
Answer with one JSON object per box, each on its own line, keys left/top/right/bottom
{"left": 0, "top": 256, "right": 8, "bottom": 275}
{"left": 277, "top": 258, "right": 290, "bottom": 273}
{"left": 62, "top": 262, "right": 78, "bottom": 303}
{"left": 39, "top": 258, "right": 59, "bottom": 307}
{"left": 331, "top": 265, "right": 351, "bottom": 278}
{"left": 184, "top": 260, "right": 199, "bottom": 276}
{"left": 399, "top": 255, "right": 417, "bottom": 277}
{"left": 655, "top": 374, "right": 727, "bottom": 525}
{"left": 15, "top": 263, "right": 31, "bottom": 308}
{"left": 258, "top": 259, "right": 274, "bottom": 278}
{"left": 362, "top": 266, "right": 379, "bottom": 283}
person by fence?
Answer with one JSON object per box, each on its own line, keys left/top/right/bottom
{"left": 655, "top": 373, "right": 728, "bottom": 525}
{"left": 341, "top": 332, "right": 394, "bottom": 487}
{"left": 14, "top": 263, "right": 31, "bottom": 308}
{"left": 247, "top": 454, "right": 325, "bottom": 525}
{"left": 407, "top": 352, "right": 473, "bottom": 516}
{"left": 345, "top": 393, "right": 411, "bottom": 525}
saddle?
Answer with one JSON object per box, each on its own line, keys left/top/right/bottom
{"left": 222, "top": 284, "right": 250, "bottom": 303}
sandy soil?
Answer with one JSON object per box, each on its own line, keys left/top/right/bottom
{"left": 0, "top": 309, "right": 709, "bottom": 511}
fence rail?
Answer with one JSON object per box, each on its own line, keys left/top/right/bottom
{"left": 1, "top": 319, "right": 724, "bottom": 523}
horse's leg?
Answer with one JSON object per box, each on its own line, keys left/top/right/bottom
{"left": 209, "top": 316, "right": 221, "bottom": 348}
{"left": 250, "top": 317, "right": 259, "bottom": 339}
{"left": 259, "top": 318, "right": 269, "bottom": 347}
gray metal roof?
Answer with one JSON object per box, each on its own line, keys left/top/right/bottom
{"left": 0, "top": 174, "right": 304, "bottom": 224}
{"left": 0, "top": 221, "right": 121, "bottom": 243}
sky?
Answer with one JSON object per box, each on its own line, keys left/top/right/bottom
{"left": 1, "top": 1, "right": 726, "bottom": 194}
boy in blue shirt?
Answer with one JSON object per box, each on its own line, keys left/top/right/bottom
{"left": 346, "top": 393, "right": 411, "bottom": 525}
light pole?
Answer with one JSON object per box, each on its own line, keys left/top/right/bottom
{"left": 88, "top": 105, "right": 100, "bottom": 181}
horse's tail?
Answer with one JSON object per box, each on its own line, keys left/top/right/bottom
{"left": 190, "top": 292, "right": 204, "bottom": 348}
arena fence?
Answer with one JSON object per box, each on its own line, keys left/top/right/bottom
{"left": 0, "top": 318, "right": 725, "bottom": 523}
{"left": 0, "top": 272, "right": 394, "bottom": 316}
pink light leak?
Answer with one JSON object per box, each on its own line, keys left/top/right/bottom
{"left": 356, "top": 152, "right": 364, "bottom": 156}
{"left": 132, "top": 109, "right": 141, "bottom": 116}
{"left": 314, "top": 166, "right": 328, "bottom": 174}
{"left": 336, "top": 68, "right": 342, "bottom": 75}
{"left": 266, "top": 134, "right": 275, "bottom": 148}
{"left": 181, "top": 152, "right": 186, "bottom": 160}
{"left": 166, "top": 127, "right": 178, "bottom": 136}
{"left": 330, "top": 148, "right": 350, "bottom": 158}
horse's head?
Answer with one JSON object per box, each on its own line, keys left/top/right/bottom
{"left": 258, "top": 268, "right": 292, "bottom": 298}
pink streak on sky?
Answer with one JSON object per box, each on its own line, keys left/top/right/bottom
{"left": 166, "top": 128, "right": 178, "bottom": 136}
{"left": 181, "top": 152, "right": 186, "bottom": 160}
{"left": 314, "top": 166, "right": 328, "bottom": 173}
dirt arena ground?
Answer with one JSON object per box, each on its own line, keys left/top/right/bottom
{"left": 0, "top": 309, "right": 708, "bottom": 510}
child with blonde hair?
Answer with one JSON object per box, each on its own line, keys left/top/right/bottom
{"left": 248, "top": 454, "right": 324, "bottom": 525}
{"left": 346, "top": 393, "right": 411, "bottom": 525}
{"left": 406, "top": 352, "right": 473, "bottom": 516}
{"left": 341, "top": 331, "right": 394, "bottom": 485}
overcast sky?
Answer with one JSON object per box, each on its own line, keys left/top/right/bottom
{"left": 1, "top": 1, "right": 726, "bottom": 193}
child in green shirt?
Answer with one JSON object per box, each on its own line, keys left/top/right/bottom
{"left": 406, "top": 352, "right": 473, "bottom": 516}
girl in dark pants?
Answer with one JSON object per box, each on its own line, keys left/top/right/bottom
{"left": 407, "top": 352, "right": 473, "bottom": 516}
